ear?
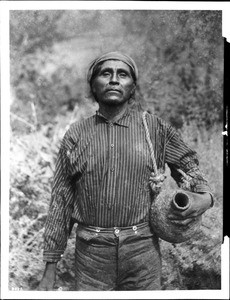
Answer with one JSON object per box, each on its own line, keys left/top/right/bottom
{"left": 131, "top": 84, "right": 136, "bottom": 96}
{"left": 91, "top": 82, "right": 96, "bottom": 94}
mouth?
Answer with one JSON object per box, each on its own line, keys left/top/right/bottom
{"left": 106, "top": 89, "right": 122, "bottom": 94}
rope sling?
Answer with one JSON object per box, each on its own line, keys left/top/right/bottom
{"left": 142, "top": 111, "right": 192, "bottom": 192}
{"left": 142, "top": 111, "right": 166, "bottom": 195}
{"left": 142, "top": 111, "right": 202, "bottom": 243}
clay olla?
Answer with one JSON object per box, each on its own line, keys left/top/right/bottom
{"left": 150, "top": 190, "right": 202, "bottom": 243}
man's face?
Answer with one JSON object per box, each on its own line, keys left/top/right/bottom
{"left": 91, "top": 60, "right": 136, "bottom": 106}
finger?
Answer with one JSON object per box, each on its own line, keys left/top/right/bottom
{"left": 178, "top": 209, "right": 204, "bottom": 219}
{"left": 171, "top": 218, "right": 194, "bottom": 226}
{"left": 168, "top": 212, "right": 187, "bottom": 220}
{"left": 170, "top": 207, "right": 200, "bottom": 218}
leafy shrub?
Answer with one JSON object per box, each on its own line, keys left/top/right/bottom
{"left": 10, "top": 48, "right": 86, "bottom": 134}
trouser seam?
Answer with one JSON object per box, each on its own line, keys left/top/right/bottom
{"left": 115, "top": 236, "right": 119, "bottom": 290}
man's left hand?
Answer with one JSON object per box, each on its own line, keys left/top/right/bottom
{"left": 167, "top": 191, "right": 212, "bottom": 226}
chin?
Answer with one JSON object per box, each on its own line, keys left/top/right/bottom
{"left": 102, "top": 99, "right": 124, "bottom": 106}
{"left": 103, "top": 96, "right": 130, "bottom": 105}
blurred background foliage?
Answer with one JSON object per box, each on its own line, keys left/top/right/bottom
{"left": 9, "top": 10, "right": 223, "bottom": 291}
{"left": 10, "top": 10, "right": 223, "bottom": 132}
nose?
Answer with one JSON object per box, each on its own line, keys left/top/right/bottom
{"left": 109, "top": 72, "right": 119, "bottom": 85}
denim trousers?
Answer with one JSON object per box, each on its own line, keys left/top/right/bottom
{"left": 75, "top": 222, "right": 162, "bottom": 291}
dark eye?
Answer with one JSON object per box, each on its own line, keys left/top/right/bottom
{"left": 119, "top": 72, "right": 128, "bottom": 78}
{"left": 101, "top": 71, "right": 110, "bottom": 77}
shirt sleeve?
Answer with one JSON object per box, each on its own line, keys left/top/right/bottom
{"left": 43, "top": 132, "right": 75, "bottom": 262}
{"left": 165, "top": 125, "right": 214, "bottom": 206}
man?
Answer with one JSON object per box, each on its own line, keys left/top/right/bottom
{"left": 38, "top": 52, "right": 213, "bottom": 291}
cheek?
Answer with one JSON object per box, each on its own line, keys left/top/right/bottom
{"left": 91, "top": 83, "right": 101, "bottom": 95}
{"left": 91, "top": 85, "right": 97, "bottom": 95}
{"left": 92, "top": 79, "right": 106, "bottom": 94}
{"left": 124, "top": 83, "right": 135, "bottom": 95}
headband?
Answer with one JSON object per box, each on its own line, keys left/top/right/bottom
{"left": 87, "top": 51, "right": 138, "bottom": 83}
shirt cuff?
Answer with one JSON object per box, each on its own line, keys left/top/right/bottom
{"left": 43, "top": 250, "right": 64, "bottom": 262}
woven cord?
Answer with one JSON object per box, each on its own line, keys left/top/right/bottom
{"left": 142, "top": 111, "right": 166, "bottom": 194}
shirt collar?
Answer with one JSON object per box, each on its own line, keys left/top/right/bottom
{"left": 96, "top": 105, "right": 134, "bottom": 128}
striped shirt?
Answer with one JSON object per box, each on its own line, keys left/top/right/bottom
{"left": 43, "top": 105, "right": 212, "bottom": 262}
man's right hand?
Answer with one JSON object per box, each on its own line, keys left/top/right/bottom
{"left": 37, "top": 262, "right": 57, "bottom": 291}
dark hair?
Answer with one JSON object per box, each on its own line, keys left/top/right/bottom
{"left": 89, "top": 61, "right": 104, "bottom": 87}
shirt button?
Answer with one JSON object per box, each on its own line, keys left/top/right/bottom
{"left": 109, "top": 123, "right": 113, "bottom": 127}
{"left": 133, "top": 226, "right": 137, "bottom": 231}
{"left": 111, "top": 168, "right": 115, "bottom": 172}
{"left": 115, "top": 229, "right": 120, "bottom": 234}
{"left": 111, "top": 144, "right": 114, "bottom": 148}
